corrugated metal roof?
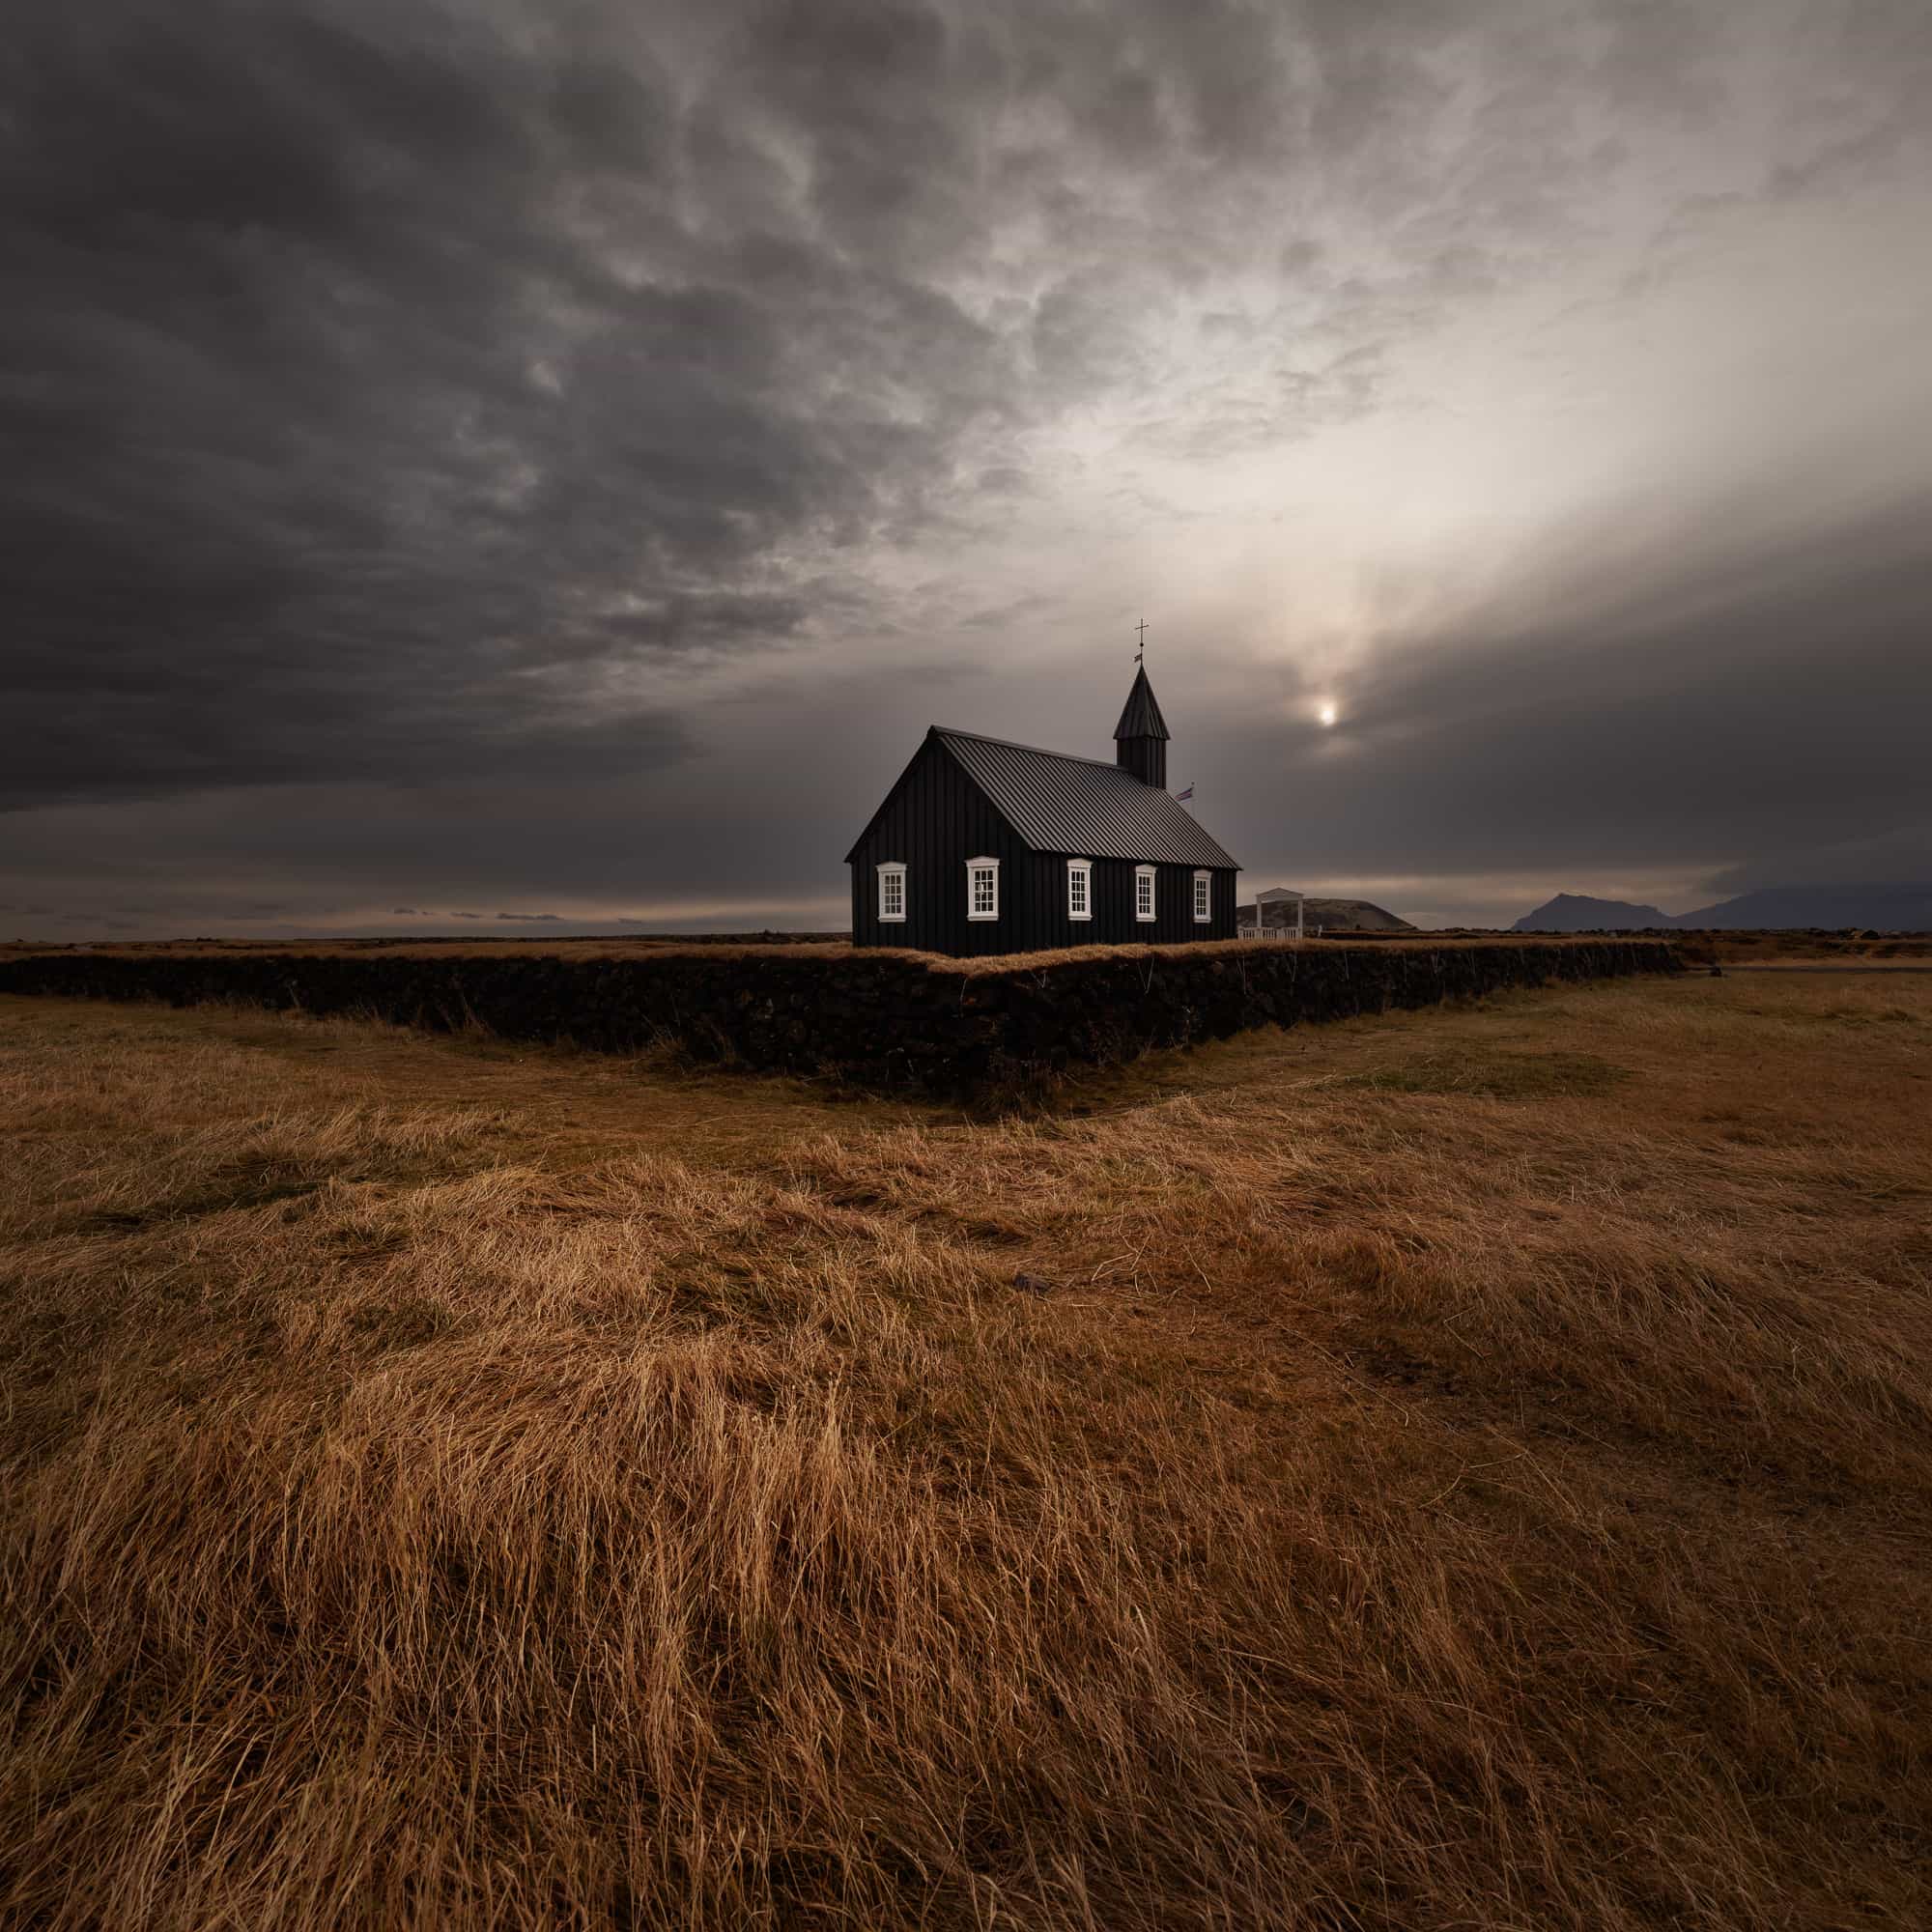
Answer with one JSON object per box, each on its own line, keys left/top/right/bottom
{"left": 932, "top": 727, "right": 1240, "bottom": 868}
{"left": 1112, "top": 666, "right": 1170, "bottom": 742}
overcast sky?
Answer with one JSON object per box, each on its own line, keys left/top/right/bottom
{"left": 4, "top": 0, "right": 1928, "bottom": 936}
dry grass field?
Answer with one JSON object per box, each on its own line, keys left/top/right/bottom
{"left": 3, "top": 974, "right": 1930, "bottom": 1929}
{"left": 1687, "top": 931, "right": 1932, "bottom": 967}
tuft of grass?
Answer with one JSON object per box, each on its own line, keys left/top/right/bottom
{"left": 2, "top": 976, "right": 1930, "bottom": 1929}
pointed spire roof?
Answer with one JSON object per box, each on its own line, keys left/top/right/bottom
{"left": 1113, "top": 665, "right": 1170, "bottom": 742}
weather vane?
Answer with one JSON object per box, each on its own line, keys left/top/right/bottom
{"left": 1135, "top": 617, "right": 1148, "bottom": 666}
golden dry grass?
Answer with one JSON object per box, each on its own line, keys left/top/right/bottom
{"left": 3, "top": 977, "right": 1930, "bottom": 1929}
{"left": 1688, "top": 930, "right": 1932, "bottom": 967}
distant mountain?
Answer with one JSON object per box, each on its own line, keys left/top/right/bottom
{"left": 1303, "top": 897, "right": 1415, "bottom": 931}
{"left": 1514, "top": 883, "right": 1932, "bottom": 932}
{"left": 1672, "top": 884, "right": 1932, "bottom": 930}
{"left": 1513, "top": 893, "right": 1674, "bottom": 932}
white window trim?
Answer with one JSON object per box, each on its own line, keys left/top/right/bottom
{"left": 876, "top": 861, "right": 906, "bottom": 923}
{"left": 1066, "top": 858, "right": 1093, "bottom": 922}
{"left": 1193, "top": 869, "right": 1212, "bottom": 923}
{"left": 1134, "top": 865, "right": 1156, "bottom": 923}
{"left": 966, "top": 855, "right": 1001, "bottom": 922}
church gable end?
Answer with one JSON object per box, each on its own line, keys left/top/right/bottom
{"left": 845, "top": 732, "right": 1034, "bottom": 955}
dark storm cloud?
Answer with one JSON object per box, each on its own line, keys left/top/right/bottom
{"left": 2, "top": 0, "right": 1680, "bottom": 811}
{"left": 0, "top": 0, "right": 1034, "bottom": 806}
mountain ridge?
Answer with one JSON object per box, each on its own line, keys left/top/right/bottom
{"left": 1513, "top": 883, "right": 1932, "bottom": 932}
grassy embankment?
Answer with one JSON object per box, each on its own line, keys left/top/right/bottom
{"left": 7, "top": 925, "right": 1923, "bottom": 967}
{"left": 3, "top": 975, "right": 1930, "bottom": 1928}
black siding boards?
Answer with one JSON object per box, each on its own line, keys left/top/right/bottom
{"left": 1025, "top": 856, "right": 1237, "bottom": 948}
{"left": 846, "top": 728, "right": 1240, "bottom": 956}
{"left": 848, "top": 771, "right": 1237, "bottom": 957}
{"left": 1115, "top": 734, "right": 1166, "bottom": 789}
{"left": 848, "top": 736, "right": 1039, "bottom": 956}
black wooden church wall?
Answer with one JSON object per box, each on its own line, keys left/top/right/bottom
{"left": 848, "top": 737, "right": 1238, "bottom": 956}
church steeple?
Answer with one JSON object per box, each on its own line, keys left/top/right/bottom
{"left": 1113, "top": 663, "right": 1170, "bottom": 788}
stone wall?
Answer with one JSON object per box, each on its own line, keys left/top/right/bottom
{"left": 0, "top": 937, "right": 1682, "bottom": 1094}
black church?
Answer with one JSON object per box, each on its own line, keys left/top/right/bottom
{"left": 846, "top": 665, "right": 1241, "bottom": 954}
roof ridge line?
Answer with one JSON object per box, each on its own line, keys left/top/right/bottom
{"left": 929, "top": 724, "right": 1128, "bottom": 774}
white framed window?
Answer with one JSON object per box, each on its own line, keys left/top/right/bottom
{"left": 966, "top": 856, "right": 1000, "bottom": 922}
{"left": 1193, "top": 870, "right": 1211, "bottom": 922}
{"left": 876, "top": 862, "right": 906, "bottom": 923}
{"left": 1135, "top": 866, "right": 1156, "bottom": 922}
{"left": 1066, "top": 859, "right": 1093, "bottom": 921}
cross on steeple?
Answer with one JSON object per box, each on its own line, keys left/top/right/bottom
{"left": 1135, "top": 617, "right": 1149, "bottom": 665}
